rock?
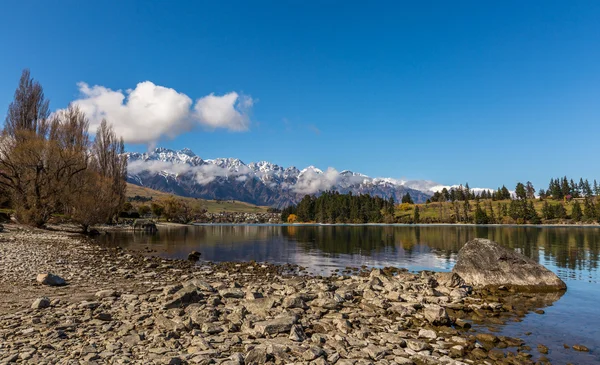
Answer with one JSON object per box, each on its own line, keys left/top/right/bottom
{"left": 31, "top": 297, "right": 50, "bottom": 309}
{"left": 95, "top": 289, "right": 118, "bottom": 298}
{"left": 449, "top": 345, "right": 465, "bottom": 358}
{"left": 289, "top": 324, "right": 307, "bottom": 342}
{"left": 394, "top": 358, "right": 415, "bottom": 365}
{"left": 434, "top": 272, "right": 465, "bottom": 288}
{"left": 133, "top": 219, "right": 157, "bottom": 232}
{"left": 303, "top": 346, "right": 325, "bottom": 361}
{"left": 423, "top": 304, "right": 450, "bottom": 325}
{"left": 253, "top": 315, "right": 297, "bottom": 336}
{"left": 452, "top": 238, "right": 566, "bottom": 291}
{"left": 418, "top": 329, "right": 437, "bottom": 339}
{"left": 188, "top": 251, "right": 201, "bottom": 261}
{"left": 36, "top": 273, "right": 67, "bottom": 286}
{"left": 364, "top": 344, "right": 387, "bottom": 360}
{"left": 476, "top": 333, "right": 498, "bottom": 343}
{"left": 573, "top": 344, "right": 589, "bottom": 352}
{"left": 282, "top": 295, "right": 308, "bottom": 309}
{"left": 407, "top": 340, "right": 430, "bottom": 352}
{"left": 245, "top": 347, "right": 272, "bottom": 364}
{"left": 94, "top": 313, "right": 112, "bottom": 321}
{"left": 164, "top": 285, "right": 203, "bottom": 309}
{"left": 537, "top": 344, "right": 549, "bottom": 354}
{"left": 219, "top": 288, "right": 245, "bottom": 299}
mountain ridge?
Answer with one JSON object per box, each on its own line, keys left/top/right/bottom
{"left": 125, "top": 147, "right": 437, "bottom": 208}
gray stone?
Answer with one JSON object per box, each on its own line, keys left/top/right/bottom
{"left": 31, "top": 297, "right": 50, "bottom": 309}
{"left": 407, "top": 340, "right": 430, "bottom": 352}
{"left": 245, "top": 347, "right": 272, "bottom": 364}
{"left": 282, "top": 295, "right": 308, "bottom": 309}
{"left": 94, "top": 312, "right": 112, "bottom": 321}
{"left": 423, "top": 304, "right": 450, "bottom": 326}
{"left": 303, "top": 346, "right": 325, "bottom": 361}
{"left": 95, "top": 289, "right": 118, "bottom": 298}
{"left": 453, "top": 238, "right": 566, "bottom": 291}
{"left": 36, "top": 273, "right": 66, "bottom": 286}
{"left": 364, "top": 344, "right": 387, "bottom": 360}
{"left": 219, "top": 288, "right": 245, "bottom": 299}
{"left": 289, "top": 324, "right": 307, "bottom": 342}
{"left": 164, "top": 285, "right": 203, "bottom": 309}
{"left": 418, "top": 329, "right": 437, "bottom": 339}
{"left": 253, "top": 315, "right": 297, "bottom": 335}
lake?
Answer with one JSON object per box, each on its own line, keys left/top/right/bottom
{"left": 97, "top": 224, "right": 599, "bottom": 364}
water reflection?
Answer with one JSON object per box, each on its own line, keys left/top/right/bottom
{"left": 98, "top": 224, "right": 599, "bottom": 282}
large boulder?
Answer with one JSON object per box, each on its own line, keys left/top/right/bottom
{"left": 453, "top": 238, "right": 566, "bottom": 291}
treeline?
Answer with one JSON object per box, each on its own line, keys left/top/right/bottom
{"left": 429, "top": 183, "right": 516, "bottom": 202}
{"left": 541, "top": 177, "right": 599, "bottom": 199}
{"left": 426, "top": 178, "right": 600, "bottom": 224}
{"left": 281, "top": 191, "right": 396, "bottom": 223}
{"left": 0, "top": 70, "right": 126, "bottom": 232}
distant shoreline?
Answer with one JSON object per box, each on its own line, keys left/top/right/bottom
{"left": 189, "top": 222, "right": 600, "bottom": 228}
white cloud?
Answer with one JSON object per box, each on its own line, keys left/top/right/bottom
{"left": 194, "top": 92, "right": 253, "bottom": 131}
{"left": 294, "top": 167, "right": 340, "bottom": 194}
{"left": 127, "top": 159, "right": 250, "bottom": 186}
{"left": 69, "top": 81, "right": 253, "bottom": 146}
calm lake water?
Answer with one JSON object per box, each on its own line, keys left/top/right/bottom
{"left": 98, "top": 224, "right": 599, "bottom": 364}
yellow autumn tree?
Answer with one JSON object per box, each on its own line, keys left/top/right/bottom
{"left": 287, "top": 213, "right": 298, "bottom": 223}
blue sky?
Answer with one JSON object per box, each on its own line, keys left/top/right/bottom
{"left": 1, "top": 1, "right": 599, "bottom": 190}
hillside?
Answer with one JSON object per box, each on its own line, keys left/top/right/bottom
{"left": 126, "top": 183, "right": 269, "bottom": 214}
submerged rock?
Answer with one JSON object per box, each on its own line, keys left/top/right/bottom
{"left": 453, "top": 238, "right": 566, "bottom": 291}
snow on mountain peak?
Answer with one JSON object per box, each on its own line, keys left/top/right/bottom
{"left": 125, "top": 147, "right": 502, "bottom": 208}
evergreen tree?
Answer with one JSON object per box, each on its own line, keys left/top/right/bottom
{"left": 500, "top": 185, "right": 511, "bottom": 200}
{"left": 561, "top": 177, "right": 570, "bottom": 198}
{"left": 538, "top": 189, "right": 546, "bottom": 200}
{"left": 474, "top": 201, "right": 489, "bottom": 224}
{"left": 386, "top": 196, "right": 395, "bottom": 216}
{"left": 526, "top": 201, "right": 541, "bottom": 224}
{"left": 542, "top": 201, "right": 554, "bottom": 220}
{"left": 401, "top": 193, "right": 414, "bottom": 204}
{"left": 594, "top": 180, "right": 599, "bottom": 196}
{"left": 462, "top": 198, "right": 470, "bottom": 222}
{"left": 442, "top": 188, "right": 450, "bottom": 202}
{"left": 571, "top": 201, "right": 583, "bottom": 221}
{"left": 487, "top": 201, "right": 496, "bottom": 223}
{"left": 413, "top": 205, "right": 420, "bottom": 223}
{"left": 555, "top": 203, "right": 567, "bottom": 219}
{"left": 584, "top": 179, "right": 593, "bottom": 197}
{"left": 515, "top": 183, "right": 526, "bottom": 200}
{"left": 584, "top": 198, "right": 596, "bottom": 221}
{"left": 525, "top": 181, "right": 536, "bottom": 199}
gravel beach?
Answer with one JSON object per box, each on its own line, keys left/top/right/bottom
{"left": 0, "top": 224, "right": 566, "bottom": 364}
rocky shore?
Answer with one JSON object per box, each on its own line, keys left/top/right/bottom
{"left": 0, "top": 224, "right": 576, "bottom": 365}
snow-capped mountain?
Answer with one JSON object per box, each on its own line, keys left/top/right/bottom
{"left": 125, "top": 148, "right": 433, "bottom": 208}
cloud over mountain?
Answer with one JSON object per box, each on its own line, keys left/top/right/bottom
{"left": 71, "top": 81, "right": 253, "bottom": 146}
{"left": 124, "top": 148, "right": 433, "bottom": 208}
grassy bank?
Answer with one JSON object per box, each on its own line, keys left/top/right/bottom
{"left": 126, "top": 183, "right": 269, "bottom": 214}
{"left": 396, "top": 198, "right": 594, "bottom": 224}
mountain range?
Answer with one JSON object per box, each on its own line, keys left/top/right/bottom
{"left": 125, "top": 148, "right": 445, "bottom": 208}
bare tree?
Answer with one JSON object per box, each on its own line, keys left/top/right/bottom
{"left": 0, "top": 69, "right": 127, "bottom": 229}
{"left": 91, "top": 120, "right": 127, "bottom": 223}
{"left": 0, "top": 70, "right": 88, "bottom": 226}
